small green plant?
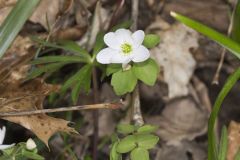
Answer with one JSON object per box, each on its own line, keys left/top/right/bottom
{"left": 0, "top": 138, "right": 43, "bottom": 160}
{"left": 29, "top": 23, "right": 160, "bottom": 101}
{"left": 110, "top": 124, "right": 159, "bottom": 160}
{"left": 28, "top": 21, "right": 161, "bottom": 159}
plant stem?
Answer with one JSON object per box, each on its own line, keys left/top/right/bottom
{"left": 130, "top": 0, "right": 144, "bottom": 126}
{"left": 131, "top": 85, "right": 144, "bottom": 126}
{"left": 92, "top": 67, "right": 99, "bottom": 160}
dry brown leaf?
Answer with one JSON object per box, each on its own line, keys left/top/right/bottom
{"left": 0, "top": 36, "right": 77, "bottom": 147}
{"left": 162, "top": 0, "right": 229, "bottom": 32}
{"left": 146, "top": 97, "right": 208, "bottom": 146}
{"left": 156, "top": 141, "right": 206, "bottom": 160}
{"left": 0, "top": 73, "right": 77, "bottom": 147}
{"left": 149, "top": 23, "right": 198, "bottom": 98}
{"left": 0, "top": 36, "right": 33, "bottom": 83}
{"left": 227, "top": 121, "right": 240, "bottom": 160}
{"left": 30, "top": 0, "right": 60, "bottom": 29}
{"left": 0, "top": 79, "right": 78, "bottom": 146}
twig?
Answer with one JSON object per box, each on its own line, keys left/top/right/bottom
{"left": 212, "top": 4, "right": 235, "bottom": 84}
{"left": 212, "top": 46, "right": 227, "bottom": 85}
{"left": 0, "top": 102, "right": 121, "bottom": 117}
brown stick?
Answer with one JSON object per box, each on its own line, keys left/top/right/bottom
{"left": 92, "top": 67, "right": 100, "bottom": 160}
{"left": 212, "top": 5, "right": 234, "bottom": 84}
{"left": 0, "top": 103, "right": 121, "bottom": 117}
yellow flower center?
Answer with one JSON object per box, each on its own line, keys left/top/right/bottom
{"left": 121, "top": 43, "right": 132, "bottom": 55}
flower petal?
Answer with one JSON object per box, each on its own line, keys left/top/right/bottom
{"left": 0, "top": 144, "right": 15, "bottom": 150}
{"left": 132, "top": 45, "right": 150, "bottom": 62}
{"left": 132, "top": 30, "right": 145, "bottom": 46}
{"left": 111, "top": 53, "right": 132, "bottom": 63}
{"left": 96, "top": 48, "right": 117, "bottom": 64}
{"left": 104, "top": 32, "right": 121, "bottom": 49}
{"left": 115, "top": 29, "right": 133, "bottom": 45}
{"left": 0, "top": 126, "right": 6, "bottom": 144}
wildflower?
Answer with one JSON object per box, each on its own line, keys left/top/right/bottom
{"left": 96, "top": 29, "right": 150, "bottom": 67}
{"left": 0, "top": 126, "right": 15, "bottom": 150}
{"left": 26, "top": 138, "right": 36, "bottom": 150}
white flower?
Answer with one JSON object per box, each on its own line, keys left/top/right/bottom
{"left": 0, "top": 126, "right": 15, "bottom": 150}
{"left": 26, "top": 138, "right": 36, "bottom": 150}
{"left": 96, "top": 29, "right": 150, "bottom": 66}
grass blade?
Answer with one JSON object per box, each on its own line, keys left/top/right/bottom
{"left": 208, "top": 68, "right": 240, "bottom": 160}
{"left": 70, "top": 64, "right": 92, "bottom": 104}
{"left": 218, "top": 126, "right": 228, "bottom": 160}
{"left": 170, "top": 12, "right": 240, "bottom": 60}
{"left": 31, "top": 56, "right": 89, "bottom": 65}
{"left": 32, "top": 37, "right": 91, "bottom": 61}
{"left": 231, "top": 1, "right": 240, "bottom": 43}
{"left": 26, "top": 62, "right": 70, "bottom": 80}
{"left": 0, "top": 0, "right": 40, "bottom": 58}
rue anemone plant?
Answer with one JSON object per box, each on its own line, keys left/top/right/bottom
{"left": 28, "top": 22, "right": 161, "bottom": 160}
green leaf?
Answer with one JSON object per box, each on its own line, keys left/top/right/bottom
{"left": 21, "top": 149, "right": 44, "bottom": 160}
{"left": 171, "top": 12, "right": 240, "bottom": 60}
{"left": 106, "top": 64, "right": 122, "bottom": 76}
{"left": 70, "top": 64, "right": 92, "bottom": 104}
{"left": 117, "top": 124, "right": 135, "bottom": 134}
{"left": 111, "top": 20, "right": 133, "bottom": 32}
{"left": 61, "top": 70, "right": 84, "bottom": 94}
{"left": 0, "top": 0, "right": 40, "bottom": 59}
{"left": 58, "top": 40, "right": 89, "bottom": 56}
{"left": 32, "top": 37, "right": 91, "bottom": 60}
{"left": 130, "top": 147, "right": 149, "bottom": 160}
{"left": 137, "top": 125, "right": 158, "bottom": 134}
{"left": 132, "top": 58, "right": 159, "bottom": 86}
{"left": 27, "top": 62, "right": 68, "bottom": 80}
{"left": 93, "top": 32, "right": 105, "bottom": 59}
{"left": 116, "top": 135, "right": 137, "bottom": 153}
{"left": 136, "top": 134, "right": 159, "bottom": 149}
{"left": 111, "top": 69, "right": 137, "bottom": 95}
{"left": 110, "top": 142, "right": 122, "bottom": 160}
{"left": 218, "top": 126, "right": 228, "bottom": 160}
{"left": 143, "top": 34, "right": 160, "bottom": 48}
{"left": 231, "top": 1, "right": 240, "bottom": 44}
{"left": 208, "top": 68, "right": 240, "bottom": 160}
{"left": 31, "top": 56, "right": 89, "bottom": 65}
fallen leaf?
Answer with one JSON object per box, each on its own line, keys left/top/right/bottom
{"left": 146, "top": 97, "right": 208, "bottom": 146}
{"left": 156, "top": 140, "right": 207, "bottom": 160}
{"left": 30, "top": 0, "right": 60, "bottom": 29}
{"left": 0, "top": 36, "right": 33, "bottom": 83}
{"left": 227, "top": 121, "right": 240, "bottom": 160}
{"left": 150, "top": 23, "right": 198, "bottom": 98}
{"left": 0, "top": 79, "right": 78, "bottom": 146}
{"left": 162, "top": 0, "right": 229, "bottom": 32}
{"left": 0, "top": 35, "right": 77, "bottom": 146}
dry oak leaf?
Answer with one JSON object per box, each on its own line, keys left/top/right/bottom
{"left": 0, "top": 79, "right": 78, "bottom": 146}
